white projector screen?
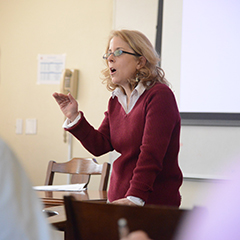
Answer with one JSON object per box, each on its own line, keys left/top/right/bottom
{"left": 180, "top": 0, "right": 240, "bottom": 114}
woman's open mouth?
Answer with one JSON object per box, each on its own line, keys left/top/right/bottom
{"left": 110, "top": 67, "right": 116, "bottom": 75}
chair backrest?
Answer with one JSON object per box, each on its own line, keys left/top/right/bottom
{"left": 64, "top": 195, "right": 191, "bottom": 240}
{"left": 44, "top": 158, "right": 110, "bottom": 191}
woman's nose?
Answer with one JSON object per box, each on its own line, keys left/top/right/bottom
{"left": 108, "top": 53, "right": 115, "bottom": 62}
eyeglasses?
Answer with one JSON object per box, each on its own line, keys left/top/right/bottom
{"left": 103, "top": 49, "right": 141, "bottom": 60}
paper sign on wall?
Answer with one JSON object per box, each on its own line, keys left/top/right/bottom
{"left": 37, "top": 54, "right": 66, "bottom": 84}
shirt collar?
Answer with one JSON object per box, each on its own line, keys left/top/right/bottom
{"left": 112, "top": 82, "right": 146, "bottom": 99}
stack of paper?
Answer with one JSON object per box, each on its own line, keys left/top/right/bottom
{"left": 33, "top": 183, "right": 87, "bottom": 191}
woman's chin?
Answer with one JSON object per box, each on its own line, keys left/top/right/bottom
{"left": 111, "top": 77, "right": 119, "bottom": 85}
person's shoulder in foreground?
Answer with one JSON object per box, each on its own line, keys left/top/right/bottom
{"left": 0, "top": 137, "right": 60, "bottom": 240}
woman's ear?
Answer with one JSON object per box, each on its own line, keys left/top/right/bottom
{"left": 136, "top": 56, "right": 147, "bottom": 70}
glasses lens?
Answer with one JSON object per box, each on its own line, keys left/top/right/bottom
{"left": 103, "top": 50, "right": 124, "bottom": 59}
{"left": 103, "top": 53, "right": 108, "bottom": 59}
{"left": 114, "top": 49, "right": 123, "bottom": 57}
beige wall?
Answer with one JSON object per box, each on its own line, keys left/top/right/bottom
{"left": 0, "top": 0, "right": 113, "bottom": 188}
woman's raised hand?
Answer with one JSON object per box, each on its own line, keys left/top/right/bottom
{"left": 52, "top": 92, "right": 79, "bottom": 122}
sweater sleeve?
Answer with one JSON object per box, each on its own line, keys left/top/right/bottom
{"left": 125, "top": 86, "right": 181, "bottom": 202}
{"left": 66, "top": 111, "right": 114, "bottom": 156}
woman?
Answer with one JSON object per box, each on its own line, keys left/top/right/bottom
{"left": 53, "top": 29, "right": 183, "bottom": 207}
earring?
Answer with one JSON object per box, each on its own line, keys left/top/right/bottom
{"left": 135, "top": 72, "right": 140, "bottom": 82}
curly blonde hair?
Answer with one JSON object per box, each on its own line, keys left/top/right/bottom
{"left": 101, "top": 29, "right": 168, "bottom": 92}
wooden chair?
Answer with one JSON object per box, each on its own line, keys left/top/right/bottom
{"left": 44, "top": 158, "right": 110, "bottom": 191}
{"left": 64, "top": 195, "right": 191, "bottom": 240}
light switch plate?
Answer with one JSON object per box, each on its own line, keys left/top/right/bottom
{"left": 25, "top": 119, "right": 37, "bottom": 134}
{"left": 16, "top": 119, "right": 23, "bottom": 134}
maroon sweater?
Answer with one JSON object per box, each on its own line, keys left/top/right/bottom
{"left": 67, "top": 83, "right": 183, "bottom": 207}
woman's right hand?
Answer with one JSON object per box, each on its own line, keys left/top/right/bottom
{"left": 52, "top": 92, "right": 79, "bottom": 122}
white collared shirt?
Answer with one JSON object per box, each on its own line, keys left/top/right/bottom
{"left": 112, "top": 82, "right": 146, "bottom": 114}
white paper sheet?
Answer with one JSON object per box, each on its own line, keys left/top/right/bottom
{"left": 33, "top": 183, "right": 87, "bottom": 191}
{"left": 37, "top": 54, "right": 66, "bottom": 84}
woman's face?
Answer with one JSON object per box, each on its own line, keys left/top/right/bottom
{"left": 107, "top": 36, "right": 141, "bottom": 90}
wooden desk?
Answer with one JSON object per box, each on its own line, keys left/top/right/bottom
{"left": 43, "top": 205, "right": 66, "bottom": 231}
{"left": 37, "top": 190, "right": 107, "bottom": 231}
{"left": 37, "top": 190, "right": 107, "bottom": 208}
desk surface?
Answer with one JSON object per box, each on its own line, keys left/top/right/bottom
{"left": 43, "top": 205, "right": 66, "bottom": 231}
{"left": 37, "top": 190, "right": 107, "bottom": 207}
{"left": 37, "top": 190, "right": 107, "bottom": 230}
